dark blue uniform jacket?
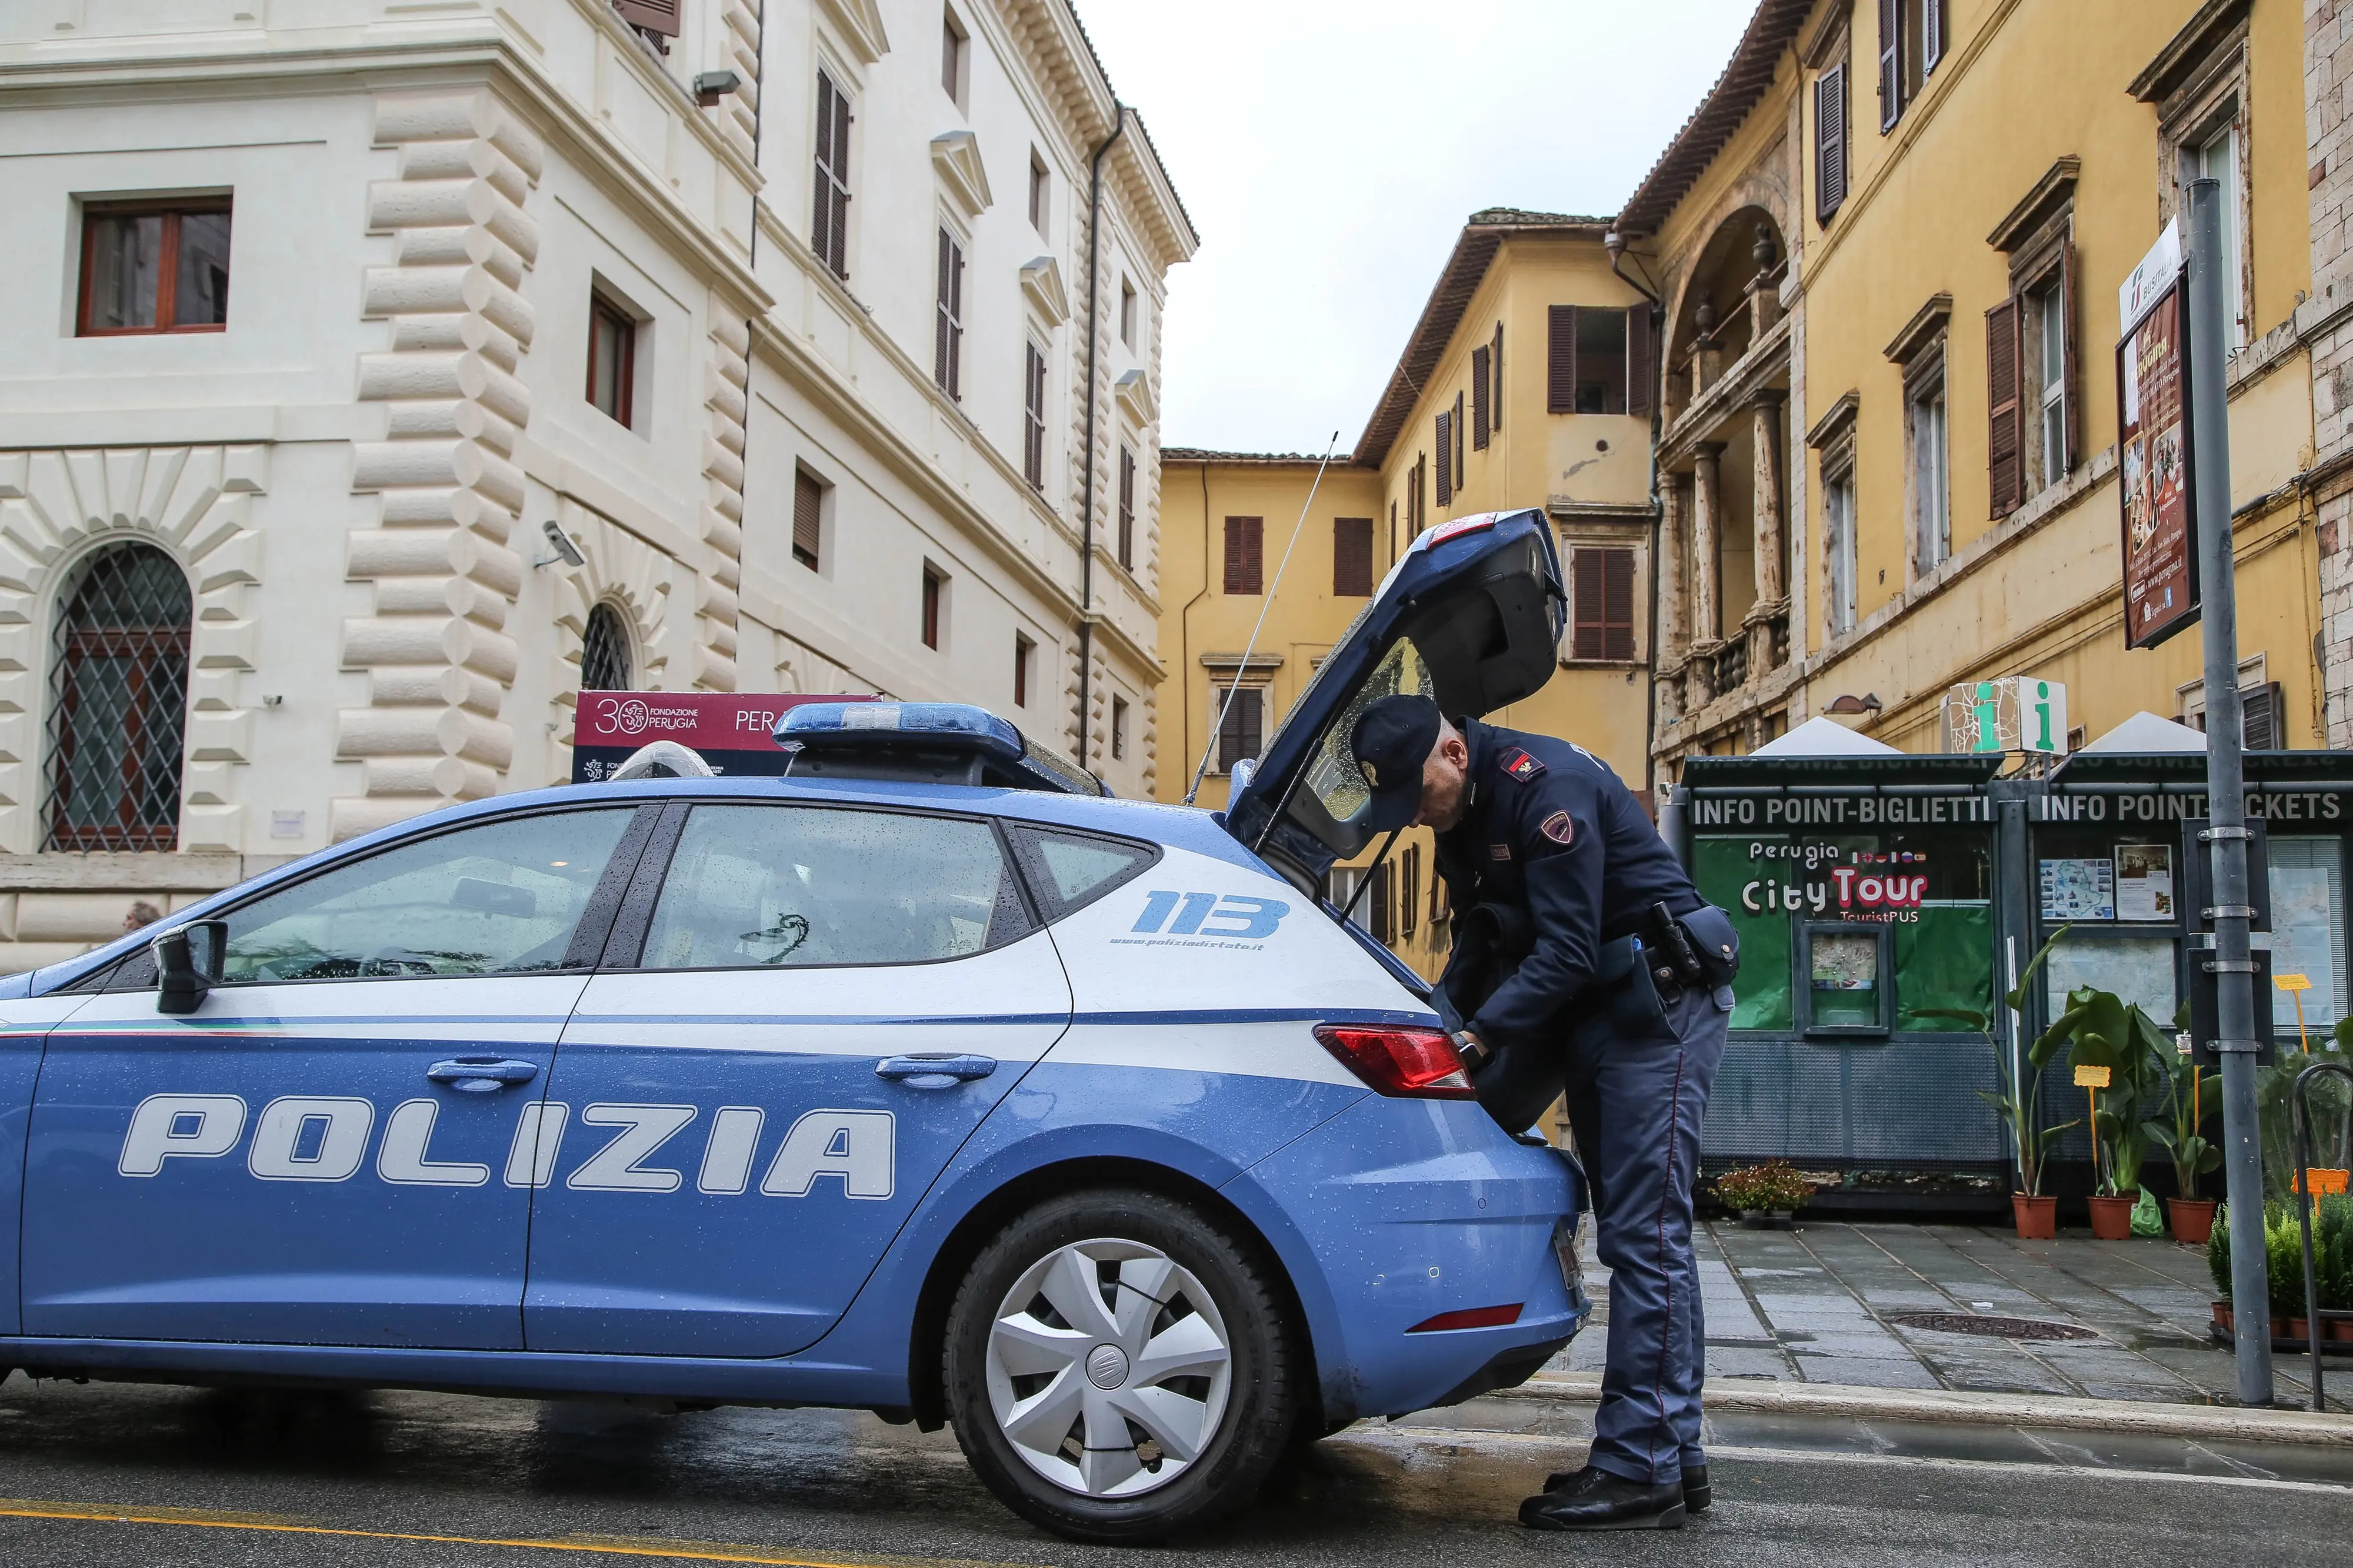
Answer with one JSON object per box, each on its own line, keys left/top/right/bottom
{"left": 1434, "top": 718, "right": 1701, "bottom": 1046}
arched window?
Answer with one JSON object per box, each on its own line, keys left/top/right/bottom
{"left": 580, "top": 601, "right": 632, "bottom": 692}
{"left": 45, "top": 542, "right": 192, "bottom": 851}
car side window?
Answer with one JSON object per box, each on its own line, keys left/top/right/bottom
{"left": 1006, "top": 825, "right": 1158, "bottom": 920}
{"left": 638, "top": 805, "right": 1026, "bottom": 970}
{"left": 219, "top": 809, "right": 635, "bottom": 983}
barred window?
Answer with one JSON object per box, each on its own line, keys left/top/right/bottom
{"left": 45, "top": 542, "right": 191, "bottom": 851}
{"left": 581, "top": 602, "right": 632, "bottom": 692}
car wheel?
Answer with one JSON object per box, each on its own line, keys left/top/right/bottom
{"left": 943, "top": 1188, "right": 1296, "bottom": 1543}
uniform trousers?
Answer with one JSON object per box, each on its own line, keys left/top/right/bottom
{"left": 1557, "top": 980, "right": 1730, "bottom": 1486}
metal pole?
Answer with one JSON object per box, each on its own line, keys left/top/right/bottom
{"left": 2187, "top": 176, "right": 2274, "bottom": 1407}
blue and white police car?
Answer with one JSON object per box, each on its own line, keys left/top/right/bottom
{"left": 0, "top": 510, "right": 1585, "bottom": 1541}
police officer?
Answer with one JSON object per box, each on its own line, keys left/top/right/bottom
{"left": 1349, "top": 693, "right": 1735, "bottom": 1532}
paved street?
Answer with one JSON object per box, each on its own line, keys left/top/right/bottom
{"left": 1556, "top": 1220, "right": 2349, "bottom": 1412}
{"left": 0, "top": 1370, "right": 2345, "bottom": 1567}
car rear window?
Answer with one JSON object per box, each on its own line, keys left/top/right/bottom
{"left": 1006, "top": 826, "right": 1158, "bottom": 920}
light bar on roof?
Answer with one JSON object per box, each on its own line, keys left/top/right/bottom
{"left": 778, "top": 701, "right": 1024, "bottom": 758}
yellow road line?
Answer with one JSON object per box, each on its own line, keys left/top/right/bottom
{"left": 0, "top": 1498, "right": 1034, "bottom": 1567}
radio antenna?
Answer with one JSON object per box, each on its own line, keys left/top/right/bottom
{"left": 1185, "top": 431, "right": 1342, "bottom": 807}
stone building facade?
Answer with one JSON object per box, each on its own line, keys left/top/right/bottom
{"left": 0, "top": 0, "right": 1189, "bottom": 974}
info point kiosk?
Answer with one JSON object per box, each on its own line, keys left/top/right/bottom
{"left": 1666, "top": 709, "right": 2353, "bottom": 1210}
{"left": 1672, "top": 719, "right": 2008, "bottom": 1205}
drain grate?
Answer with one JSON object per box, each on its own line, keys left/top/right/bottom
{"left": 1890, "top": 1311, "right": 2097, "bottom": 1342}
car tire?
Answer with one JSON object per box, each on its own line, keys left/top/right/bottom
{"left": 943, "top": 1188, "right": 1296, "bottom": 1543}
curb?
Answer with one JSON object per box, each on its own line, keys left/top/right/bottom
{"left": 1499, "top": 1372, "right": 2353, "bottom": 1449}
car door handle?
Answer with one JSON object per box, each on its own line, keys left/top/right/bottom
{"left": 426, "top": 1057, "right": 541, "bottom": 1093}
{"left": 874, "top": 1053, "right": 996, "bottom": 1086}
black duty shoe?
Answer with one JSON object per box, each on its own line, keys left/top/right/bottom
{"left": 1542, "top": 1463, "right": 1709, "bottom": 1514}
{"left": 1519, "top": 1466, "right": 1687, "bottom": 1532}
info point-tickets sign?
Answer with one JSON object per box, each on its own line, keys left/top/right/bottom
{"left": 570, "top": 691, "right": 872, "bottom": 783}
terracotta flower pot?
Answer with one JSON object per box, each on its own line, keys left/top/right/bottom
{"left": 2328, "top": 1315, "right": 2353, "bottom": 1343}
{"left": 2167, "top": 1197, "right": 2217, "bottom": 1246}
{"left": 2012, "top": 1193, "right": 2057, "bottom": 1239}
{"left": 2087, "top": 1194, "right": 2135, "bottom": 1240}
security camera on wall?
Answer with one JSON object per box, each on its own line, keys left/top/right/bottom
{"left": 538, "top": 519, "right": 586, "bottom": 569}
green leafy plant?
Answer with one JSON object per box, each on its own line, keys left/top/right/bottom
{"left": 1923, "top": 926, "right": 2075, "bottom": 1197}
{"left": 2208, "top": 1196, "right": 2353, "bottom": 1313}
{"left": 2147, "top": 1047, "right": 2222, "bottom": 1202}
{"left": 2038, "top": 985, "right": 2174, "bottom": 1196}
{"left": 1713, "top": 1161, "right": 1814, "bottom": 1214}
{"left": 2253, "top": 1020, "right": 2353, "bottom": 1205}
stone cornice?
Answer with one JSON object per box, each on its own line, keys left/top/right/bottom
{"left": 815, "top": 0, "right": 892, "bottom": 65}
{"left": 931, "top": 130, "right": 995, "bottom": 220}
{"left": 1661, "top": 311, "right": 1791, "bottom": 466}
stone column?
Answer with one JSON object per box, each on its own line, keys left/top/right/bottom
{"left": 1747, "top": 394, "right": 1787, "bottom": 672}
{"left": 1691, "top": 443, "right": 1724, "bottom": 648}
{"left": 1689, "top": 443, "right": 1725, "bottom": 707}
{"left": 1659, "top": 478, "right": 1689, "bottom": 666}
{"left": 1657, "top": 477, "right": 1689, "bottom": 723}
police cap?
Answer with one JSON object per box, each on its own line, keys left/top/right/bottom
{"left": 1349, "top": 694, "right": 1442, "bottom": 830}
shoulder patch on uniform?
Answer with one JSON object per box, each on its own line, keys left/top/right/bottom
{"left": 1539, "top": 809, "right": 1575, "bottom": 845}
{"left": 1501, "top": 748, "right": 1547, "bottom": 782}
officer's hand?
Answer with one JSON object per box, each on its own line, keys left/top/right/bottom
{"left": 1451, "top": 1027, "right": 1493, "bottom": 1074}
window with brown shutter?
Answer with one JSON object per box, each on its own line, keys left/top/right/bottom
{"left": 1878, "top": 0, "right": 1901, "bottom": 133}
{"left": 1369, "top": 859, "right": 1394, "bottom": 945}
{"left": 1548, "top": 305, "right": 1577, "bottom": 413}
{"left": 792, "top": 466, "right": 824, "bottom": 570}
{"left": 921, "top": 566, "right": 945, "bottom": 649}
{"left": 1013, "top": 633, "right": 1032, "bottom": 708}
{"left": 1491, "top": 322, "right": 1504, "bottom": 431}
{"left": 1116, "top": 444, "right": 1136, "bottom": 569}
{"left": 2242, "top": 681, "right": 2284, "bottom": 749}
{"left": 934, "top": 228, "right": 963, "bottom": 398}
{"left": 1985, "top": 296, "right": 2023, "bottom": 518}
{"left": 586, "top": 294, "right": 636, "bottom": 429}
{"left": 1333, "top": 516, "right": 1374, "bottom": 596}
{"left": 1400, "top": 845, "right": 1420, "bottom": 939}
{"left": 813, "top": 70, "right": 852, "bottom": 277}
{"left": 1816, "top": 64, "right": 1849, "bottom": 223}
{"left": 1434, "top": 411, "right": 1453, "bottom": 505}
{"left": 615, "top": 0, "right": 680, "bottom": 36}
{"left": 1452, "top": 391, "right": 1466, "bottom": 482}
{"left": 1570, "top": 546, "right": 1637, "bottom": 661}
{"left": 1628, "top": 305, "right": 1654, "bottom": 418}
{"left": 1022, "top": 342, "right": 1047, "bottom": 490}
{"left": 1223, "top": 516, "right": 1264, "bottom": 594}
{"left": 1215, "top": 685, "right": 1262, "bottom": 772}
{"left": 1471, "top": 345, "right": 1491, "bottom": 450}
{"left": 1923, "top": 0, "right": 1945, "bottom": 75}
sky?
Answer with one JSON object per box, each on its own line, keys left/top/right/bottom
{"left": 1071, "top": 0, "right": 1759, "bottom": 456}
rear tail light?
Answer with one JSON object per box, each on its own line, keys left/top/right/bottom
{"left": 1407, "top": 1304, "right": 1524, "bottom": 1333}
{"left": 1314, "top": 1023, "right": 1476, "bottom": 1099}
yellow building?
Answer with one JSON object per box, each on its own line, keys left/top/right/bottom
{"left": 1158, "top": 211, "right": 1658, "bottom": 975}
{"left": 1623, "top": 0, "right": 2325, "bottom": 765}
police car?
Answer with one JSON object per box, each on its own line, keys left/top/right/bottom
{"left": 0, "top": 511, "right": 1584, "bottom": 1542}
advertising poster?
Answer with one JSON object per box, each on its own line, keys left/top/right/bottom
{"left": 2115, "top": 843, "right": 2174, "bottom": 921}
{"left": 2116, "top": 278, "right": 2199, "bottom": 648}
{"left": 570, "top": 691, "right": 870, "bottom": 782}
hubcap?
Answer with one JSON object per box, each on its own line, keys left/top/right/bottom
{"left": 984, "top": 1237, "right": 1234, "bottom": 1499}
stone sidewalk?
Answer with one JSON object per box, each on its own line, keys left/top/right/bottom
{"left": 1550, "top": 1219, "right": 2350, "bottom": 1413}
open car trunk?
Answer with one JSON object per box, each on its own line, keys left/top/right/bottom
{"left": 1222, "top": 509, "right": 1567, "bottom": 893}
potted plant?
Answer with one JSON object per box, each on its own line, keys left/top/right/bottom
{"left": 1714, "top": 1161, "right": 1813, "bottom": 1227}
{"left": 2038, "top": 985, "right": 2172, "bottom": 1239}
{"left": 1926, "top": 929, "right": 2074, "bottom": 1239}
{"left": 2208, "top": 1195, "right": 2353, "bottom": 1340}
{"left": 2148, "top": 1047, "right": 2221, "bottom": 1244}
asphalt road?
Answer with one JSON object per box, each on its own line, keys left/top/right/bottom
{"left": 0, "top": 1370, "right": 2345, "bottom": 1567}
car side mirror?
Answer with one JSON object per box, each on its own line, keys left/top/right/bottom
{"left": 154, "top": 920, "right": 226, "bottom": 1015}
